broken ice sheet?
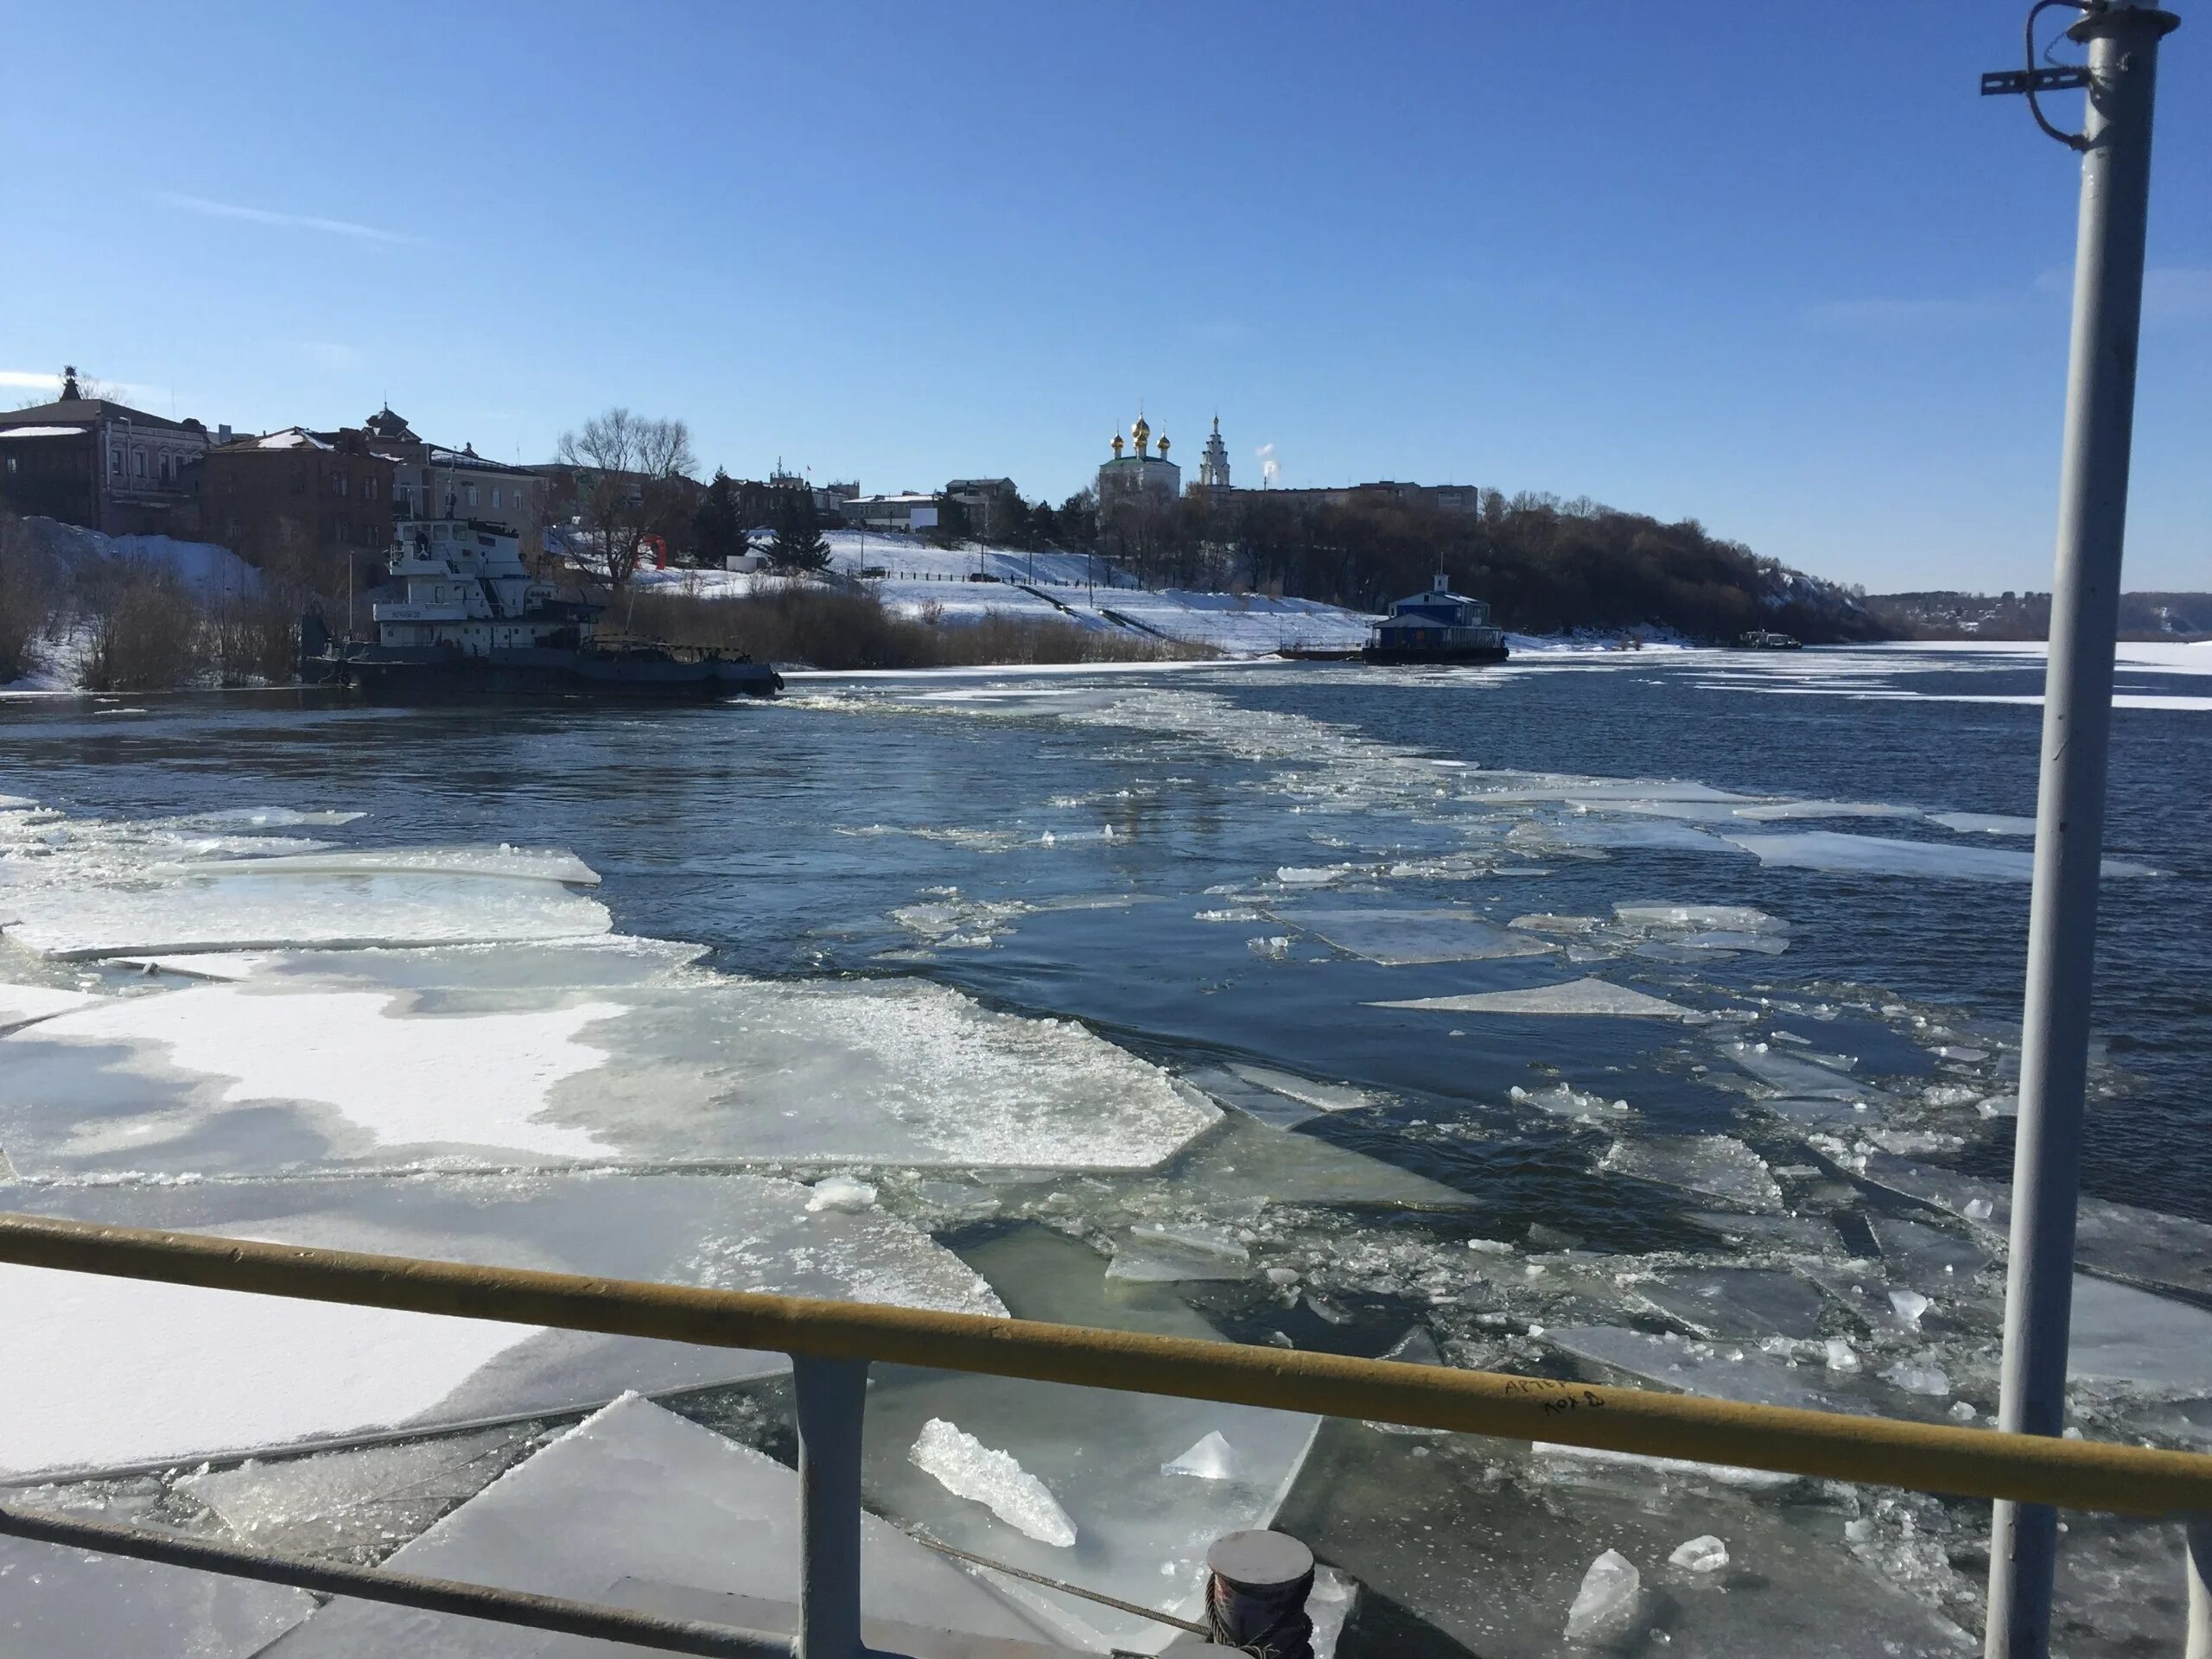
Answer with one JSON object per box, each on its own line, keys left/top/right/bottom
{"left": 0, "top": 1529, "right": 314, "bottom": 1658}
{"left": 0, "top": 979, "right": 104, "bottom": 1031}
{"left": 1371, "top": 976, "right": 1694, "bottom": 1018}
{"left": 0, "top": 972, "right": 1216, "bottom": 1177}
{"left": 1180, "top": 1060, "right": 1380, "bottom": 1129}
{"left": 179, "top": 1426, "right": 536, "bottom": 1563}
{"left": 1601, "top": 1135, "right": 1785, "bottom": 1211}
{"left": 0, "top": 1173, "right": 1001, "bottom": 1478}
{"left": 2067, "top": 1275, "right": 2212, "bottom": 1397}
{"left": 1276, "top": 1417, "right": 1974, "bottom": 1659}
{"left": 260, "top": 1395, "right": 1062, "bottom": 1656}
{"left": 1726, "top": 830, "right": 2161, "bottom": 881}
{"left": 1929, "top": 811, "right": 2037, "bottom": 836}
{"left": 1283, "top": 907, "right": 1556, "bottom": 965}
{"left": 168, "top": 846, "right": 601, "bottom": 885}
{"left": 1546, "top": 1326, "right": 1834, "bottom": 1410}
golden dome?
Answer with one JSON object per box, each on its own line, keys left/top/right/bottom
{"left": 1157, "top": 433, "right": 1171, "bottom": 455}
{"left": 1110, "top": 433, "right": 1124, "bottom": 457}
{"left": 1132, "top": 414, "right": 1150, "bottom": 447}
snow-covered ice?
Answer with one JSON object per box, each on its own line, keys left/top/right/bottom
{"left": 0, "top": 979, "right": 102, "bottom": 1030}
{"left": 0, "top": 970, "right": 1215, "bottom": 1176}
{"left": 910, "top": 1418, "right": 1080, "bottom": 1547}
{"left": 0, "top": 1173, "right": 1001, "bottom": 1478}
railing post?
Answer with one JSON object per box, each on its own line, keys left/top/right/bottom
{"left": 793, "top": 1356, "right": 870, "bottom": 1659}
{"left": 1983, "top": 6, "right": 2179, "bottom": 1657}
{"left": 2187, "top": 1514, "right": 2211, "bottom": 1659}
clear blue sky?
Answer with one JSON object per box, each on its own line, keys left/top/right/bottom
{"left": 3, "top": 3, "right": 2204, "bottom": 592}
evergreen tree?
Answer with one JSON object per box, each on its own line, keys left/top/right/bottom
{"left": 768, "top": 489, "right": 831, "bottom": 573}
{"left": 692, "top": 469, "right": 747, "bottom": 567}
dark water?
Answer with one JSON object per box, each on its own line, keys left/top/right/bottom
{"left": 2, "top": 646, "right": 2205, "bottom": 1222}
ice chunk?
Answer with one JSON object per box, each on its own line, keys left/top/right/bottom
{"left": 161, "top": 807, "right": 366, "bottom": 830}
{"left": 1825, "top": 1337, "right": 1862, "bottom": 1372}
{"left": 0, "top": 979, "right": 104, "bottom": 1031}
{"left": 1564, "top": 1548, "right": 1641, "bottom": 1643}
{"left": 1612, "top": 903, "right": 1789, "bottom": 936}
{"left": 1289, "top": 907, "right": 1555, "bottom": 965}
{"left": 1726, "top": 830, "right": 2160, "bottom": 881}
{"left": 168, "top": 846, "right": 600, "bottom": 885}
{"left": 1224, "top": 1063, "right": 1376, "bottom": 1115}
{"left": 0, "top": 1529, "right": 313, "bottom": 1656}
{"left": 1533, "top": 1440, "right": 1798, "bottom": 1490}
{"left": 1107, "top": 1223, "right": 1251, "bottom": 1281}
{"left": 0, "top": 1173, "right": 1001, "bottom": 1478}
{"left": 1929, "top": 811, "right": 2037, "bottom": 836}
{"left": 1640, "top": 1268, "right": 1829, "bottom": 1341}
{"left": 910, "top": 1418, "right": 1079, "bottom": 1547}
{"left": 1371, "top": 976, "right": 1694, "bottom": 1018}
{"left": 267, "top": 1395, "right": 1059, "bottom": 1655}
{"left": 1668, "top": 1534, "right": 1730, "bottom": 1573}
{"left": 3, "top": 868, "right": 612, "bottom": 959}
{"left": 1881, "top": 1361, "right": 1952, "bottom": 1397}
{"left": 1888, "top": 1287, "right": 1931, "bottom": 1328}
{"left": 1602, "top": 1135, "right": 1785, "bottom": 1211}
{"left": 1548, "top": 1326, "right": 1835, "bottom": 1409}
{"left": 1162, "top": 1429, "right": 1243, "bottom": 1481}
{"left": 1731, "top": 800, "right": 1919, "bottom": 822}
{"left": 805, "top": 1173, "right": 879, "bottom": 1212}
{"left": 1726, "top": 1040, "right": 1879, "bottom": 1102}
{"left": 1512, "top": 1082, "right": 1630, "bottom": 1120}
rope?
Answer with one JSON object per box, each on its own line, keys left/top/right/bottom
{"left": 907, "top": 1532, "right": 1210, "bottom": 1637}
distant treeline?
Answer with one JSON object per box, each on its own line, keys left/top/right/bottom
{"left": 1865, "top": 589, "right": 2212, "bottom": 642}
{"left": 992, "top": 488, "right": 1884, "bottom": 645}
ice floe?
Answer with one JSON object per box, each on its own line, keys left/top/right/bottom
{"left": 0, "top": 1524, "right": 314, "bottom": 1656}
{"left": 1727, "top": 830, "right": 2160, "bottom": 881}
{"left": 1372, "top": 976, "right": 1694, "bottom": 1018}
{"left": 0, "top": 970, "right": 1215, "bottom": 1175}
{"left": 1601, "top": 1136, "right": 1785, "bottom": 1211}
{"left": 1287, "top": 906, "right": 1557, "bottom": 965}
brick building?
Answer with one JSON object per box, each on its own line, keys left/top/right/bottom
{"left": 200, "top": 427, "right": 397, "bottom": 570}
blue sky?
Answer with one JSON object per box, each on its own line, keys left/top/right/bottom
{"left": 3, "top": 3, "right": 2204, "bottom": 592}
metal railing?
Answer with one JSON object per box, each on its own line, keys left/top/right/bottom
{"left": 1, "top": 1211, "right": 2209, "bottom": 1656}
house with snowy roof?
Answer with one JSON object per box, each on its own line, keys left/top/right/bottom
{"left": 0, "top": 368, "right": 212, "bottom": 536}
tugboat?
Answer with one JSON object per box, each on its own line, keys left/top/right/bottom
{"left": 1360, "top": 575, "right": 1510, "bottom": 666}
{"left": 1737, "top": 628, "right": 1803, "bottom": 651}
{"left": 302, "top": 516, "right": 780, "bottom": 701}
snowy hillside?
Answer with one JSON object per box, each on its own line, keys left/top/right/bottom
{"left": 629, "top": 532, "right": 1377, "bottom": 656}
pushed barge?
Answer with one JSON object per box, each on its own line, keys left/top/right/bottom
{"left": 1361, "top": 575, "right": 1510, "bottom": 666}
{"left": 303, "top": 517, "right": 780, "bottom": 701}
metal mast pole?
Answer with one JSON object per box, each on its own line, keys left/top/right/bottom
{"left": 1984, "top": 5, "right": 2178, "bottom": 1655}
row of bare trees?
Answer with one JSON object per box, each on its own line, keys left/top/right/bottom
{"left": 555, "top": 409, "right": 697, "bottom": 588}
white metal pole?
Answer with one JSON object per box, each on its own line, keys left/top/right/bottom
{"left": 1984, "top": 7, "right": 2177, "bottom": 1656}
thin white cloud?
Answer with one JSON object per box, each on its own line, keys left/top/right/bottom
{"left": 1815, "top": 264, "right": 2212, "bottom": 333}
{"left": 296, "top": 341, "right": 365, "bottom": 372}
{"left": 160, "top": 191, "right": 413, "bottom": 246}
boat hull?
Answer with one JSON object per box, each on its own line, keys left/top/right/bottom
{"left": 1360, "top": 643, "right": 1511, "bottom": 666}
{"left": 327, "top": 645, "right": 782, "bottom": 702}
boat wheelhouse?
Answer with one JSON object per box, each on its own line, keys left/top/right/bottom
{"left": 1361, "top": 575, "right": 1510, "bottom": 665}
{"left": 372, "top": 517, "right": 596, "bottom": 654}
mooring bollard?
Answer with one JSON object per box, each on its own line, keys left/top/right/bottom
{"left": 1205, "top": 1529, "right": 1314, "bottom": 1659}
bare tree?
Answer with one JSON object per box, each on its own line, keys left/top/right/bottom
{"left": 555, "top": 408, "right": 698, "bottom": 588}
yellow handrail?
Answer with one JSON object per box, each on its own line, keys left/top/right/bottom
{"left": 3, "top": 1211, "right": 2208, "bottom": 1516}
